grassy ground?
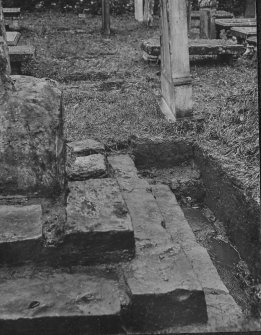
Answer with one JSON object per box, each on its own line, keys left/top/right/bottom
{"left": 19, "top": 11, "right": 259, "bottom": 200}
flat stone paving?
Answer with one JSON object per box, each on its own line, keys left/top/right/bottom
{"left": 67, "top": 139, "right": 105, "bottom": 156}
{"left": 0, "top": 204, "right": 42, "bottom": 264}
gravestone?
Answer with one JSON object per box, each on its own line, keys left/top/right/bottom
{"left": 160, "top": 0, "right": 192, "bottom": 121}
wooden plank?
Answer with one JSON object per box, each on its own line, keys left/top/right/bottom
{"left": 231, "top": 26, "right": 257, "bottom": 40}
{"left": 215, "top": 18, "right": 256, "bottom": 28}
{"left": 6, "top": 31, "right": 20, "bottom": 46}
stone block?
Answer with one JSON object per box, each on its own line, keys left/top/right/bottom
{"left": 0, "top": 269, "right": 123, "bottom": 335}
{"left": 67, "top": 154, "right": 107, "bottom": 181}
{"left": 67, "top": 138, "right": 105, "bottom": 156}
{"left": 62, "top": 179, "right": 135, "bottom": 264}
{"left": 0, "top": 76, "right": 65, "bottom": 197}
{"left": 123, "top": 250, "right": 207, "bottom": 331}
{"left": 0, "top": 204, "right": 42, "bottom": 264}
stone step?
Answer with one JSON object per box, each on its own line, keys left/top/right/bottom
{"left": 0, "top": 204, "right": 43, "bottom": 265}
{"left": 0, "top": 266, "right": 124, "bottom": 335}
{"left": 57, "top": 178, "right": 135, "bottom": 265}
{"left": 108, "top": 155, "right": 208, "bottom": 331}
{"left": 6, "top": 31, "right": 21, "bottom": 46}
{"left": 108, "top": 154, "right": 244, "bottom": 332}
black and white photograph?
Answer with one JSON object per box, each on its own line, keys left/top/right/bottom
{"left": 0, "top": 0, "right": 260, "bottom": 334}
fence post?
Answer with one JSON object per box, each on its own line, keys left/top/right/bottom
{"left": 160, "top": 0, "right": 192, "bottom": 121}
{"left": 102, "top": 0, "right": 110, "bottom": 35}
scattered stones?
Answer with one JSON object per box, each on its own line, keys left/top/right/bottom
{"left": 67, "top": 138, "right": 105, "bottom": 156}
{"left": 67, "top": 154, "right": 108, "bottom": 181}
{"left": 0, "top": 204, "right": 42, "bottom": 264}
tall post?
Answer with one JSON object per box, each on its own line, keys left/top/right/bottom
{"left": 0, "top": 0, "right": 11, "bottom": 76}
{"left": 186, "top": 0, "right": 192, "bottom": 36}
{"left": 256, "top": 0, "right": 261, "bottom": 278}
{"left": 102, "top": 0, "right": 110, "bottom": 35}
{"left": 135, "top": 0, "right": 144, "bottom": 22}
{"left": 160, "top": 0, "right": 192, "bottom": 121}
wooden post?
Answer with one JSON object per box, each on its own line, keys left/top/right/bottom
{"left": 160, "top": 0, "right": 192, "bottom": 121}
{"left": 0, "top": 0, "right": 11, "bottom": 86}
{"left": 144, "top": 0, "right": 154, "bottom": 26}
{"left": 186, "top": 0, "right": 192, "bottom": 35}
{"left": 135, "top": 0, "right": 144, "bottom": 22}
{"left": 245, "top": 0, "right": 256, "bottom": 18}
{"left": 102, "top": 0, "right": 110, "bottom": 35}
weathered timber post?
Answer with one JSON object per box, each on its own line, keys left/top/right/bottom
{"left": 144, "top": 0, "right": 154, "bottom": 26}
{"left": 256, "top": 0, "right": 261, "bottom": 278}
{"left": 135, "top": 0, "right": 144, "bottom": 22}
{"left": 245, "top": 0, "right": 256, "bottom": 18}
{"left": 186, "top": 0, "right": 192, "bottom": 36}
{"left": 102, "top": 0, "right": 110, "bottom": 35}
{"left": 199, "top": 0, "right": 217, "bottom": 39}
{"left": 0, "top": 1, "right": 11, "bottom": 76}
{"left": 160, "top": 0, "right": 192, "bottom": 121}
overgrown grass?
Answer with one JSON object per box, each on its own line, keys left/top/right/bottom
{"left": 20, "top": 11, "right": 259, "bottom": 200}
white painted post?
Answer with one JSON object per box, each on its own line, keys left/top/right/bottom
{"left": 135, "top": 0, "right": 144, "bottom": 22}
{"left": 160, "top": 0, "right": 192, "bottom": 121}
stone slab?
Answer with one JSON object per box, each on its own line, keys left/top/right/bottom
{"left": 215, "top": 18, "right": 256, "bottom": 28}
{"left": 151, "top": 184, "right": 229, "bottom": 294}
{"left": 6, "top": 32, "right": 21, "bottom": 46}
{"left": 63, "top": 179, "right": 135, "bottom": 264}
{"left": 123, "top": 251, "right": 207, "bottom": 332}
{"left": 0, "top": 205, "right": 42, "bottom": 265}
{"left": 9, "top": 46, "right": 36, "bottom": 63}
{"left": 109, "top": 155, "right": 207, "bottom": 330}
{"left": 141, "top": 38, "right": 245, "bottom": 58}
{"left": 67, "top": 154, "right": 107, "bottom": 181}
{"left": 231, "top": 26, "right": 257, "bottom": 39}
{"left": 0, "top": 269, "right": 123, "bottom": 335}
{"left": 67, "top": 139, "right": 105, "bottom": 156}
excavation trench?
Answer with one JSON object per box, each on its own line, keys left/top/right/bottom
{"left": 130, "top": 137, "right": 260, "bottom": 317}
